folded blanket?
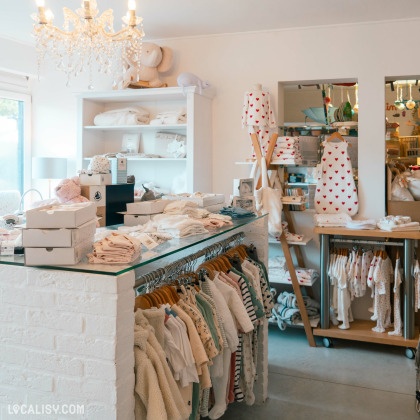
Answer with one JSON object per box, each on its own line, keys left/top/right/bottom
{"left": 94, "top": 107, "right": 149, "bottom": 126}
{"left": 150, "top": 110, "right": 187, "bottom": 125}
{"left": 346, "top": 219, "right": 376, "bottom": 230}
{"left": 314, "top": 213, "right": 352, "bottom": 227}
{"left": 276, "top": 137, "right": 299, "bottom": 144}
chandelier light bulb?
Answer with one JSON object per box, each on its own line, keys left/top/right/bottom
{"left": 36, "top": 0, "right": 45, "bottom": 7}
{"left": 128, "top": 0, "right": 136, "bottom": 11}
{"left": 45, "top": 9, "right": 54, "bottom": 22}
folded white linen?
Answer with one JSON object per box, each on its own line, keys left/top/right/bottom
{"left": 346, "top": 219, "right": 376, "bottom": 230}
{"left": 149, "top": 110, "right": 187, "bottom": 125}
{"left": 94, "top": 107, "right": 149, "bottom": 126}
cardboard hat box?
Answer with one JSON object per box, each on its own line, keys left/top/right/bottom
{"left": 123, "top": 214, "right": 154, "bottom": 226}
{"left": 24, "top": 240, "right": 93, "bottom": 266}
{"left": 79, "top": 173, "right": 112, "bottom": 186}
{"left": 23, "top": 219, "right": 97, "bottom": 248}
{"left": 25, "top": 202, "right": 97, "bottom": 229}
{"left": 126, "top": 199, "right": 169, "bottom": 215}
{"left": 163, "top": 194, "right": 225, "bottom": 207}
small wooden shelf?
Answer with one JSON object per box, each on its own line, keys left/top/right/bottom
{"left": 314, "top": 226, "right": 420, "bottom": 240}
{"left": 313, "top": 319, "right": 419, "bottom": 348}
{"left": 269, "top": 237, "right": 312, "bottom": 246}
{"left": 84, "top": 124, "right": 187, "bottom": 131}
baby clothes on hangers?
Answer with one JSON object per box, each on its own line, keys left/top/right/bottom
{"left": 372, "top": 256, "right": 393, "bottom": 333}
{"left": 389, "top": 257, "right": 403, "bottom": 336}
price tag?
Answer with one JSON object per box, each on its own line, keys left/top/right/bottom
{"left": 137, "top": 233, "right": 159, "bottom": 250}
{"left": 0, "top": 241, "right": 15, "bottom": 256}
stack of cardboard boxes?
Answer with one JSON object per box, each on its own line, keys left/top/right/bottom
{"left": 23, "top": 202, "right": 97, "bottom": 265}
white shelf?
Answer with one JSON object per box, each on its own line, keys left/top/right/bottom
{"left": 83, "top": 157, "right": 187, "bottom": 162}
{"left": 269, "top": 237, "right": 312, "bottom": 246}
{"left": 84, "top": 124, "right": 187, "bottom": 131}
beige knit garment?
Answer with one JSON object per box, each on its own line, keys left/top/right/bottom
{"left": 135, "top": 311, "right": 190, "bottom": 420}
{"left": 141, "top": 307, "right": 166, "bottom": 348}
{"left": 134, "top": 326, "right": 168, "bottom": 420}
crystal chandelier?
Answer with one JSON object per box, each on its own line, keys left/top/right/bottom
{"left": 31, "top": 0, "right": 145, "bottom": 89}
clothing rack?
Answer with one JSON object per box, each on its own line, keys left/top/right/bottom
{"left": 313, "top": 226, "right": 420, "bottom": 356}
{"left": 330, "top": 238, "right": 404, "bottom": 247}
{"left": 134, "top": 232, "right": 245, "bottom": 289}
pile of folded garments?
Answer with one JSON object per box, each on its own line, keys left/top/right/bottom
{"left": 268, "top": 257, "right": 319, "bottom": 286}
{"left": 94, "top": 107, "right": 150, "bottom": 126}
{"left": 346, "top": 218, "right": 376, "bottom": 230}
{"left": 163, "top": 200, "right": 210, "bottom": 218}
{"left": 271, "top": 136, "right": 303, "bottom": 165}
{"left": 150, "top": 110, "right": 187, "bottom": 125}
{"left": 271, "top": 291, "right": 320, "bottom": 330}
{"left": 199, "top": 214, "right": 233, "bottom": 229}
{"left": 88, "top": 232, "right": 141, "bottom": 264}
{"left": 314, "top": 213, "right": 352, "bottom": 227}
{"left": 117, "top": 225, "right": 173, "bottom": 245}
{"left": 219, "top": 206, "right": 255, "bottom": 219}
{"left": 152, "top": 214, "right": 208, "bottom": 238}
{"left": 377, "top": 215, "right": 420, "bottom": 231}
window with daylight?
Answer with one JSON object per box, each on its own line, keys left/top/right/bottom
{"left": 0, "top": 91, "right": 31, "bottom": 194}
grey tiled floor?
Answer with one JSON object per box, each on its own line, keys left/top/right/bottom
{"left": 222, "top": 326, "right": 419, "bottom": 419}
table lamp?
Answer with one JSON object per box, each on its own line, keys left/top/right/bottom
{"left": 32, "top": 157, "right": 68, "bottom": 198}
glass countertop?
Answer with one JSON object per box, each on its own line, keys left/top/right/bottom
{"left": 0, "top": 216, "right": 265, "bottom": 276}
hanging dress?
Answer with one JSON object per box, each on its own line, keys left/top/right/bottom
{"left": 315, "top": 140, "right": 359, "bottom": 216}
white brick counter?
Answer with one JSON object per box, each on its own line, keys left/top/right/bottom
{"left": 0, "top": 265, "right": 135, "bottom": 420}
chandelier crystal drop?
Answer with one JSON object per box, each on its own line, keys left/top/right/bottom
{"left": 31, "top": 0, "right": 145, "bottom": 89}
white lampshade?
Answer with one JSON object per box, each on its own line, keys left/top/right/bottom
{"left": 32, "top": 157, "right": 68, "bottom": 180}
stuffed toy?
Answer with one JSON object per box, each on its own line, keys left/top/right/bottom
{"left": 177, "top": 72, "right": 210, "bottom": 95}
{"left": 55, "top": 177, "right": 90, "bottom": 204}
{"left": 114, "top": 42, "right": 173, "bottom": 89}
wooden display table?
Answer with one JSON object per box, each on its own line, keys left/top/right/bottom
{"left": 313, "top": 226, "right": 420, "bottom": 356}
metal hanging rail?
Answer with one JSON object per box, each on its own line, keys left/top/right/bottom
{"left": 133, "top": 231, "right": 246, "bottom": 289}
{"left": 330, "top": 238, "right": 404, "bottom": 247}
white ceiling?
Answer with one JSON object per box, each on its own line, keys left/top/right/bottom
{"left": 2, "top": 0, "right": 420, "bottom": 44}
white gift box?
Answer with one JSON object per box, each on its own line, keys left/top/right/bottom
{"left": 22, "top": 220, "right": 96, "bottom": 248}
{"left": 162, "top": 194, "right": 225, "bottom": 207}
{"left": 24, "top": 240, "right": 93, "bottom": 266}
{"left": 126, "top": 199, "right": 170, "bottom": 215}
{"left": 79, "top": 173, "right": 112, "bottom": 186}
{"left": 25, "top": 202, "right": 97, "bottom": 229}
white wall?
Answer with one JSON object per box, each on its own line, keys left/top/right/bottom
{"left": 146, "top": 18, "right": 419, "bottom": 221}
{"left": 5, "top": 18, "right": 420, "bottom": 215}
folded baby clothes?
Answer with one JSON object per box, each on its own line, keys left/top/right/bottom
{"left": 314, "top": 213, "right": 352, "bottom": 227}
{"left": 346, "top": 219, "right": 376, "bottom": 230}
{"left": 152, "top": 214, "right": 208, "bottom": 238}
{"left": 271, "top": 292, "right": 320, "bottom": 330}
{"left": 199, "top": 216, "right": 233, "bottom": 230}
{"left": 219, "top": 206, "right": 255, "bottom": 219}
{"left": 163, "top": 200, "right": 210, "bottom": 219}
{"left": 150, "top": 110, "right": 187, "bottom": 125}
{"left": 88, "top": 233, "right": 141, "bottom": 264}
{"left": 377, "top": 215, "right": 420, "bottom": 231}
{"left": 268, "top": 257, "right": 319, "bottom": 286}
{"left": 94, "top": 107, "right": 150, "bottom": 126}
{"left": 271, "top": 136, "right": 303, "bottom": 165}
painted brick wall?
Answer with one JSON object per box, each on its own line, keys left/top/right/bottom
{"left": 0, "top": 265, "right": 135, "bottom": 420}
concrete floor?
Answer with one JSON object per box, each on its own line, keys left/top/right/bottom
{"left": 222, "top": 326, "right": 419, "bottom": 420}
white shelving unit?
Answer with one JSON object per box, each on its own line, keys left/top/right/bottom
{"left": 77, "top": 86, "right": 214, "bottom": 193}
